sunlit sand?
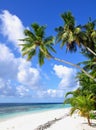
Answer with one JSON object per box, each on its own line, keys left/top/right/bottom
{"left": 0, "top": 108, "right": 96, "bottom": 130}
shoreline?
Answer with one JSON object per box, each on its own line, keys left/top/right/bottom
{"left": 0, "top": 108, "right": 96, "bottom": 130}
{"left": 0, "top": 106, "right": 69, "bottom": 122}
{"left": 0, "top": 103, "right": 70, "bottom": 122}
{"left": 0, "top": 108, "right": 70, "bottom": 130}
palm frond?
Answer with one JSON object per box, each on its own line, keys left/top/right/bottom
{"left": 70, "top": 107, "right": 78, "bottom": 115}
{"left": 64, "top": 98, "right": 72, "bottom": 104}
{"left": 24, "top": 29, "right": 36, "bottom": 40}
{"left": 27, "top": 49, "right": 36, "bottom": 61}
{"left": 38, "top": 50, "right": 44, "bottom": 66}
{"left": 60, "top": 38, "right": 68, "bottom": 48}
{"left": 83, "top": 19, "right": 96, "bottom": 32}
{"left": 65, "top": 91, "right": 74, "bottom": 97}
{"left": 31, "top": 23, "right": 46, "bottom": 38}
{"left": 19, "top": 37, "right": 34, "bottom": 43}
{"left": 46, "top": 45, "right": 56, "bottom": 53}
{"left": 31, "top": 23, "right": 40, "bottom": 32}
{"left": 61, "top": 11, "right": 75, "bottom": 29}
{"left": 21, "top": 44, "right": 36, "bottom": 54}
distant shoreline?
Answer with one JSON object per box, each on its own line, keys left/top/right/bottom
{"left": 0, "top": 103, "right": 71, "bottom": 122}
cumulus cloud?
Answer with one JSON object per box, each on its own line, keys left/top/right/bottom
{"left": 0, "top": 10, "right": 79, "bottom": 101}
{"left": 0, "top": 10, "right": 43, "bottom": 98}
{"left": 0, "top": 44, "right": 18, "bottom": 79}
{"left": 0, "top": 43, "right": 40, "bottom": 97}
{"left": 0, "top": 78, "right": 16, "bottom": 97}
{"left": 16, "top": 85, "right": 29, "bottom": 97}
{"left": 37, "top": 89, "right": 64, "bottom": 98}
{"left": 17, "top": 59, "right": 40, "bottom": 89}
{"left": 0, "top": 10, "right": 25, "bottom": 49}
{"left": 53, "top": 65, "right": 78, "bottom": 92}
{"left": 53, "top": 65, "right": 77, "bottom": 90}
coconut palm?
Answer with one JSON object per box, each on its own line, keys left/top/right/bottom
{"left": 64, "top": 71, "right": 96, "bottom": 124}
{"left": 55, "top": 11, "right": 78, "bottom": 52}
{"left": 77, "top": 72, "right": 96, "bottom": 108}
{"left": 55, "top": 11, "right": 96, "bottom": 56}
{"left": 78, "top": 59, "right": 96, "bottom": 80}
{"left": 82, "top": 19, "right": 96, "bottom": 52}
{"left": 77, "top": 47, "right": 96, "bottom": 80}
{"left": 64, "top": 94, "right": 95, "bottom": 126}
{"left": 19, "top": 23, "right": 96, "bottom": 82}
{"left": 19, "top": 23, "right": 56, "bottom": 66}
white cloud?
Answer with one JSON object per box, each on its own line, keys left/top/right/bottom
{"left": 0, "top": 10, "right": 42, "bottom": 98}
{"left": 37, "top": 89, "right": 64, "bottom": 98}
{"left": 0, "top": 78, "right": 16, "bottom": 97}
{"left": 0, "top": 44, "right": 18, "bottom": 79}
{"left": 0, "top": 78, "right": 5, "bottom": 89}
{"left": 17, "top": 59, "right": 40, "bottom": 89}
{"left": 0, "top": 10, "right": 25, "bottom": 49}
{"left": 0, "top": 10, "right": 79, "bottom": 100}
{"left": 35, "top": 65, "right": 78, "bottom": 99}
{"left": 16, "top": 85, "right": 29, "bottom": 97}
{"left": 0, "top": 43, "right": 41, "bottom": 97}
{"left": 53, "top": 64, "right": 77, "bottom": 91}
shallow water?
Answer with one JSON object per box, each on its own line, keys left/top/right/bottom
{"left": 0, "top": 103, "right": 71, "bottom": 121}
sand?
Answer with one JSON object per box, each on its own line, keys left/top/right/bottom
{"left": 0, "top": 108, "right": 96, "bottom": 130}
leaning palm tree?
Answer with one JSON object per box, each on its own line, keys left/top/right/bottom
{"left": 19, "top": 23, "right": 56, "bottom": 66}
{"left": 55, "top": 11, "right": 96, "bottom": 56}
{"left": 82, "top": 18, "right": 96, "bottom": 55}
{"left": 76, "top": 71, "right": 96, "bottom": 109}
{"left": 64, "top": 94, "right": 95, "bottom": 126}
{"left": 19, "top": 23, "right": 96, "bottom": 82}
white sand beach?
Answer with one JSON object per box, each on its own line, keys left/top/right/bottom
{"left": 0, "top": 108, "right": 96, "bottom": 130}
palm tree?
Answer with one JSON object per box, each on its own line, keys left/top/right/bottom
{"left": 82, "top": 18, "right": 96, "bottom": 55}
{"left": 19, "top": 23, "right": 96, "bottom": 82}
{"left": 76, "top": 72, "right": 96, "bottom": 109}
{"left": 19, "top": 23, "right": 56, "bottom": 66}
{"left": 64, "top": 94, "right": 95, "bottom": 126}
{"left": 55, "top": 11, "right": 96, "bottom": 56}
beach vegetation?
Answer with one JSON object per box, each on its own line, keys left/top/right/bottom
{"left": 19, "top": 13, "right": 96, "bottom": 81}
{"left": 19, "top": 11, "right": 96, "bottom": 126}
{"left": 90, "top": 112, "right": 96, "bottom": 119}
{"left": 64, "top": 92, "right": 95, "bottom": 126}
{"left": 19, "top": 23, "right": 55, "bottom": 66}
{"left": 55, "top": 11, "right": 96, "bottom": 56}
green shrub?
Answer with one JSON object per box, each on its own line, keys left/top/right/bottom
{"left": 90, "top": 113, "right": 96, "bottom": 119}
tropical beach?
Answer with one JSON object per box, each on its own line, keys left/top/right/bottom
{"left": 0, "top": 0, "right": 96, "bottom": 130}
{"left": 0, "top": 108, "right": 96, "bottom": 130}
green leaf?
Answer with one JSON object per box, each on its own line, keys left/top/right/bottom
{"left": 38, "top": 50, "right": 44, "bottom": 66}
{"left": 47, "top": 45, "right": 56, "bottom": 53}
{"left": 27, "top": 49, "right": 36, "bottom": 61}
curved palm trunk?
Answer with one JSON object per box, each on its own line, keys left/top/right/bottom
{"left": 52, "top": 56, "right": 96, "bottom": 82}
{"left": 87, "top": 116, "right": 91, "bottom": 126}
{"left": 82, "top": 44, "right": 96, "bottom": 56}
{"left": 86, "top": 47, "right": 96, "bottom": 57}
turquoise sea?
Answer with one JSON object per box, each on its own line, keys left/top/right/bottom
{"left": 0, "top": 103, "right": 71, "bottom": 121}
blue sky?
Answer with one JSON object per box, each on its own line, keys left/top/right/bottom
{"left": 0, "top": 0, "right": 96, "bottom": 103}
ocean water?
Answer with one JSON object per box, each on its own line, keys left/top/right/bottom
{"left": 0, "top": 103, "right": 71, "bottom": 121}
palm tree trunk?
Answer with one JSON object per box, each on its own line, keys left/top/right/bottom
{"left": 82, "top": 44, "right": 96, "bottom": 56}
{"left": 87, "top": 116, "right": 91, "bottom": 126}
{"left": 52, "top": 56, "right": 96, "bottom": 82}
{"left": 86, "top": 47, "right": 96, "bottom": 57}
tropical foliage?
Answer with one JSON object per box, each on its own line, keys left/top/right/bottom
{"left": 55, "top": 11, "right": 96, "bottom": 56}
{"left": 64, "top": 93, "right": 95, "bottom": 126}
{"left": 19, "top": 11, "right": 96, "bottom": 126}
{"left": 19, "top": 22, "right": 96, "bottom": 81}
{"left": 20, "top": 23, "right": 55, "bottom": 66}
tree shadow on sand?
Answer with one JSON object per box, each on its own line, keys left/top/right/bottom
{"left": 82, "top": 122, "right": 96, "bottom": 128}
